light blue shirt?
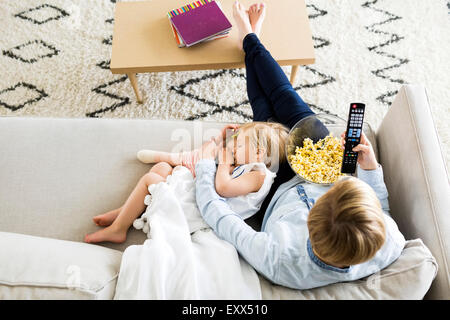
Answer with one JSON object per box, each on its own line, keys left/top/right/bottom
{"left": 195, "top": 159, "right": 405, "bottom": 290}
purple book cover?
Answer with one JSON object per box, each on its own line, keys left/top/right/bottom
{"left": 170, "top": 1, "right": 232, "bottom": 47}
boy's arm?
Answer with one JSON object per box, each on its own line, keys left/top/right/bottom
{"left": 196, "top": 159, "right": 280, "bottom": 280}
{"left": 215, "top": 163, "right": 265, "bottom": 198}
{"left": 356, "top": 164, "right": 390, "bottom": 214}
{"left": 341, "top": 131, "right": 390, "bottom": 213}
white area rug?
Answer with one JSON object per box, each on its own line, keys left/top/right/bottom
{"left": 0, "top": 0, "right": 449, "bottom": 174}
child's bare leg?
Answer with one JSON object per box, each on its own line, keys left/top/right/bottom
{"left": 137, "top": 149, "right": 183, "bottom": 166}
{"left": 150, "top": 161, "right": 173, "bottom": 179}
{"left": 93, "top": 206, "right": 123, "bottom": 227}
{"left": 232, "top": 1, "right": 253, "bottom": 50}
{"left": 84, "top": 172, "right": 166, "bottom": 244}
{"left": 137, "top": 149, "right": 201, "bottom": 172}
{"left": 90, "top": 163, "right": 172, "bottom": 228}
{"left": 248, "top": 3, "right": 266, "bottom": 37}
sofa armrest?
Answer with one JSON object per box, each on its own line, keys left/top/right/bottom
{"left": 376, "top": 84, "right": 450, "bottom": 299}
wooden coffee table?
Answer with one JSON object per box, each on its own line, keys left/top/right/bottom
{"left": 110, "top": 0, "right": 315, "bottom": 103}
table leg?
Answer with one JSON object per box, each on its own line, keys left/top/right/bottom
{"left": 127, "top": 73, "right": 143, "bottom": 104}
{"left": 290, "top": 65, "right": 299, "bottom": 85}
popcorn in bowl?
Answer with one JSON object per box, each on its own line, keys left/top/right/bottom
{"left": 288, "top": 133, "right": 347, "bottom": 184}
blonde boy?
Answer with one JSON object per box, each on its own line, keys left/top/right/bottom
{"left": 196, "top": 129, "right": 405, "bottom": 289}
{"left": 193, "top": 1, "right": 405, "bottom": 289}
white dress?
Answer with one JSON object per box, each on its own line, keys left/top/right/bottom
{"left": 226, "top": 162, "right": 277, "bottom": 220}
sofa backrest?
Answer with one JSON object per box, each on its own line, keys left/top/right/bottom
{"left": 0, "top": 116, "right": 377, "bottom": 251}
{"left": 376, "top": 85, "right": 450, "bottom": 300}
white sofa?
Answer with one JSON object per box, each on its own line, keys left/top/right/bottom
{"left": 0, "top": 85, "right": 448, "bottom": 299}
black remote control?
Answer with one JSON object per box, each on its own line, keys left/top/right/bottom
{"left": 341, "top": 103, "right": 365, "bottom": 174}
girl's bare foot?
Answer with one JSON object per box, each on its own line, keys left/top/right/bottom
{"left": 248, "top": 3, "right": 266, "bottom": 37}
{"left": 93, "top": 207, "right": 122, "bottom": 227}
{"left": 84, "top": 225, "right": 127, "bottom": 244}
{"left": 232, "top": 1, "right": 253, "bottom": 50}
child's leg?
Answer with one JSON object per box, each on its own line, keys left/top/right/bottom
{"left": 243, "top": 33, "right": 315, "bottom": 129}
{"left": 85, "top": 170, "right": 167, "bottom": 243}
{"left": 138, "top": 148, "right": 205, "bottom": 174}
{"left": 149, "top": 162, "right": 173, "bottom": 179}
{"left": 137, "top": 149, "right": 184, "bottom": 166}
{"left": 245, "top": 43, "right": 276, "bottom": 122}
{"left": 245, "top": 3, "right": 275, "bottom": 122}
{"left": 93, "top": 206, "right": 123, "bottom": 226}
{"left": 91, "top": 163, "right": 173, "bottom": 228}
{"left": 111, "top": 171, "right": 166, "bottom": 231}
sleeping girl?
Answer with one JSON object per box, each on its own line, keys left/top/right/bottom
{"left": 84, "top": 121, "right": 289, "bottom": 244}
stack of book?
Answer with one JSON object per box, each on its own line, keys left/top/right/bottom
{"left": 168, "top": 0, "right": 232, "bottom": 47}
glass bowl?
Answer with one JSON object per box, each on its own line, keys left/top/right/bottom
{"left": 285, "top": 113, "right": 348, "bottom": 186}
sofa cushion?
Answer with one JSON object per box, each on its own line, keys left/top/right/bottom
{"left": 0, "top": 232, "right": 122, "bottom": 299}
{"left": 259, "top": 239, "right": 437, "bottom": 299}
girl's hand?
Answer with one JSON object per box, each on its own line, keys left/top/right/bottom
{"left": 340, "top": 131, "right": 378, "bottom": 170}
{"left": 215, "top": 124, "right": 240, "bottom": 145}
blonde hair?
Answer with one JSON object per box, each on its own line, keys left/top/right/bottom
{"left": 236, "top": 121, "right": 289, "bottom": 167}
{"left": 307, "top": 177, "right": 386, "bottom": 266}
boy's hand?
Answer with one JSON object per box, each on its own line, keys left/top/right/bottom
{"left": 340, "top": 131, "right": 378, "bottom": 170}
